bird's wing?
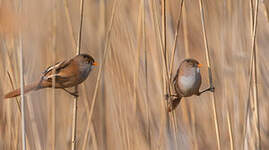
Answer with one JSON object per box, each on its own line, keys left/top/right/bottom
{"left": 41, "top": 59, "right": 72, "bottom": 83}
{"left": 43, "top": 74, "right": 70, "bottom": 83}
{"left": 42, "top": 60, "right": 71, "bottom": 75}
{"left": 172, "top": 67, "right": 185, "bottom": 97}
{"left": 173, "top": 68, "right": 180, "bottom": 84}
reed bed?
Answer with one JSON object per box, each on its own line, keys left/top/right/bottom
{"left": 0, "top": 0, "right": 269, "bottom": 150}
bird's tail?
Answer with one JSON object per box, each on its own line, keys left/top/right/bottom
{"left": 168, "top": 97, "right": 182, "bottom": 112}
{"left": 4, "top": 82, "right": 41, "bottom": 99}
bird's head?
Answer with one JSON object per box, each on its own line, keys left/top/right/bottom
{"left": 181, "top": 58, "right": 202, "bottom": 73}
{"left": 80, "top": 54, "right": 97, "bottom": 67}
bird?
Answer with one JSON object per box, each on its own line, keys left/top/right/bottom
{"left": 167, "top": 58, "right": 214, "bottom": 112}
{"left": 4, "top": 53, "right": 97, "bottom": 99}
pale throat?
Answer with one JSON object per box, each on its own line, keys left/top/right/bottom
{"left": 196, "top": 67, "right": 200, "bottom": 73}
{"left": 79, "top": 64, "right": 92, "bottom": 74}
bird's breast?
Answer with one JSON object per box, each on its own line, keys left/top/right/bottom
{"left": 178, "top": 70, "right": 201, "bottom": 96}
{"left": 179, "top": 75, "right": 196, "bottom": 90}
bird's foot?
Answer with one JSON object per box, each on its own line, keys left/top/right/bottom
{"left": 70, "top": 91, "right": 79, "bottom": 98}
{"left": 197, "top": 86, "right": 215, "bottom": 96}
{"left": 165, "top": 94, "right": 169, "bottom": 100}
{"left": 62, "top": 88, "right": 79, "bottom": 98}
{"left": 167, "top": 97, "right": 181, "bottom": 112}
{"left": 210, "top": 86, "right": 215, "bottom": 92}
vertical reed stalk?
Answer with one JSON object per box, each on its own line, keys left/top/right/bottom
{"left": 134, "top": 0, "right": 142, "bottom": 132}
{"left": 161, "top": 0, "right": 170, "bottom": 96}
{"left": 167, "top": 1, "right": 184, "bottom": 144}
{"left": 250, "top": 0, "right": 254, "bottom": 31}
{"left": 63, "top": 0, "right": 76, "bottom": 50}
{"left": 161, "top": 0, "right": 167, "bottom": 67}
{"left": 251, "top": 0, "right": 261, "bottom": 149}
{"left": 71, "top": 0, "right": 85, "bottom": 149}
{"left": 244, "top": 0, "right": 260, "bottom": 149}
{"left": 18, "top": 0, "right": 26, "bottom": 146}
{"left": 251, "top": 46, "right": 260, "bottom": 150}
{"left": 148, "top": 1, "right": 167, "bottom": 149}
{"left": 49, "top": 59, "right": 56, "bottom": 150}
{"left": 7, "top": 71, "right": 30, "bottom": 149}
{"left": 182, "top": 2, "right": 189, "bottom": 58}
{"left": 169, "top": 0, "right": 184, "bottom": 81}
{"left": 19, "top": 30, "right": 26, "bottom": 150}
{"left": 166, "top": 0, "right": 184, "bottom": 149}
{"left": 83, "top": 0, "right": 118, "bottom": 149}
{"left": 120, "top": 16, "right": 136, "bottom": 150}
{"left": 17, "top": 0, "right": 26, "bottom": 149}
{"left": 132, "top": 0, "right": 143, "bottom": 149}
{"left": 226, "top": 109, "right": 234, "bottom": 150}
{"left": 142, "top": 0, "right": 151, "bottom": 148}
{"left": 198, "top": 0, "right": 221, "bottom": 150}
{"left": 48, "top": 0, "right": 57, "bottom": 149}
{"left": 167, "top": 0, "right": 184, "bottom": 144}
{"left": 151, "top": 0, "right": 168, "bottom": 89}
{"left": 81, "top": 84, "right": 98, "bottom": 150}
{"left": 243, "top": 0, "right": 255, "bottom": 147}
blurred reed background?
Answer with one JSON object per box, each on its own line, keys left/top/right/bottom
{"left": 0, "top": 0, "right": 268, "bottom": 149}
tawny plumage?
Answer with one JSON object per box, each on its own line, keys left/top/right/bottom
{"left": 4, "top": 54, "right": 97, "bottom": 99}
{"left": 167, "top": 58, "right": 214, "bottom": 112}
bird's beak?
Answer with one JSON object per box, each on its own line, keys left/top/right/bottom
{"left": 198, "top": 63, "right": 202, "bottom": 68}
{"left": 93, "top": 62, "right": 97, "bottom": 66}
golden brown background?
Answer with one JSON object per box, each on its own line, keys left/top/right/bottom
{"left": 0, "top": 0, "right": 268, "bottom": 149}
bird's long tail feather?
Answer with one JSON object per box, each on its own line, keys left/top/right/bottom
{"left": 168, "top": 97, "right": 182, "bottom": 112}
{"left": 4, "top": 82, "right": 41, "bottom": 99}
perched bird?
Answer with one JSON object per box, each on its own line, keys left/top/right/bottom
{"left": 167, "top": 58, "right": 214, "bottom": 112}
{"left": 4, "top": 54, "right": 97, "bottom": 99}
